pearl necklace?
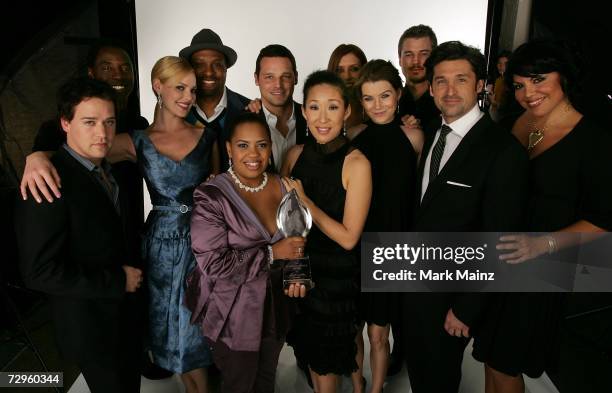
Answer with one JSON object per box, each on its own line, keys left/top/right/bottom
{"left": 228, "top": 167, "right": 268, "bottom": 193}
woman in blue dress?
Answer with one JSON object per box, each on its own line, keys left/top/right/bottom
{"left": 89, "top": 55, "right": 216, "bottom": 392}
{"left": 123, "top": 56, "right": 216, "bottom": 392}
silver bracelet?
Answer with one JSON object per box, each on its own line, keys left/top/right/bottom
{"left": 545, "top": 235, "right": 557, "bottom": 254}
{"left": 267, "top": 245, "right": 274, "bottom": 265}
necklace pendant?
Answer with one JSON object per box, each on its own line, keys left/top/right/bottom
{"left": 528, "top": 129, "right": 544, "bottom": 150}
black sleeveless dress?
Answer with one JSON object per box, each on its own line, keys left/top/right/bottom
{"left": 289, "top": 136, "right": 360, "bottom": 375}
{"left": 352, "top": 118, "right": 417, "bottom": 326}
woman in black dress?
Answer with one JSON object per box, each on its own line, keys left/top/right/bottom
{"left": 281, "top": 70, "right": 372, "bottom": 393}
{"left": 351, "top": 59, "right": 423, "bottom": 393}
{"left": 474, "top": 40, "right": 612, "bottom": 393}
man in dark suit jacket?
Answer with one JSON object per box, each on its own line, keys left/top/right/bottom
{"left": 401, "top": 41, "right": 529, "bottom": 393}
{"left": 15, "top": 78, "right": 143, "bottom": 393}
{"left": 179, "top": 28, "right": 251, "bottom": 171}
{"left": 21, "top": 39, "right": 148, "bottom": 260}
{"left": 252, "top": 44, "right": 311, "bottom": 172}
{"left": 17, "top": 39, "right": 173, "bottom": 380}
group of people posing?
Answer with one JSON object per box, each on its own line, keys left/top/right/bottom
{"left": 15, "top": 23, "right": 612, "bottom": 393}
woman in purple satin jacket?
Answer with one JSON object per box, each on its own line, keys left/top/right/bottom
{"left": 186, "top": 112, "right": 306, "bottom": 393}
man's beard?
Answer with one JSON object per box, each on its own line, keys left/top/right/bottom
{"left": 408, "top": 73, "right": 427, "bottom": 85}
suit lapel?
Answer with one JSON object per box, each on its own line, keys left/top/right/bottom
{"left": 225, "top": 88, "right": 241, "bottom": 122}
{"left": 256, "top": 110, "right": 279, "bottom": 171}
{"left": 58, "top": 149, "right": 121, "bottom": 219}
{"left": 226, "top": 88, "right": 251, "bottom": 125}
{"left": 418, "top": 114, "right": 491, "bottom": 211}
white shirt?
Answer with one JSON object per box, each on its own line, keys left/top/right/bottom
{"left": 421, "top": 104, "right": 484, "bottom": 200}
{"left": 262, "top": 103, "right": 297, "bottom": 172}
{"left": 195, "top": 87, "right": 228, "bottom": 123}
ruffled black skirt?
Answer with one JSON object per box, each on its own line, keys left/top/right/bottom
{"left": 287, "top": 251, "right": 360, "bottom": 375}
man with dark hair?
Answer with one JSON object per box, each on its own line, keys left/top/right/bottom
{"left": 84, "top": 39, "right": 136, "bottom": 113}
{"left": 401, "top": 41, "right": 528, "bottom": 393}
{"left": 253, "top": 44, "right": 308, "bottom": 171}
{"left": 15, "top": 77, "right": 144, "bottom": 393}
{"left": 22, "top": 39, "right": 147, "bottom": 246}
{"left": 388, "top": 25, "right": 443, "bottom": 376}
{"left": 249, "top": 44, "right": 311, "bottom": 383}
{"left": 18, "top": 38, "right": 172, "bottom": 380}
{"left": 31, "top": 40, "right": 146, "bottom": 155}
{"left": 397, "top": 24, "right": 441, "bottom": 133}
{"left": 179, "top": 28, "right": 250, "bottom": 171}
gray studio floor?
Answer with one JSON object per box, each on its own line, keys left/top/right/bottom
{"left": 67, "top": 330, "right": 559, "bottom": 393}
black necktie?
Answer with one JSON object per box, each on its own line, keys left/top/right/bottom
{"left": 97, "top": 168, "right": 120, "bottom": 214}
{"left": 429, "top": 124, "right": 452, "bottom": 183}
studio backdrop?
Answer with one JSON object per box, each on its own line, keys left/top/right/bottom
{"left": 133, "top": 0, "right": 489, "bottom": 212}
{"left": 134, "top": 0, "right": 488, "bottom": 120}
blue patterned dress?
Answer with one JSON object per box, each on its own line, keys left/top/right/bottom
{"left": 131, "top": 129, "right": 214, "bottom": 373}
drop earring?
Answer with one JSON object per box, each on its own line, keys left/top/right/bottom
{"left": 157, "top": 93, "right": 163, "bottom": 109}
{"left": 228, "top": 158, "right": 232, "bottom": 168}
{"left": 396, "top": 104, "right": 400, "bottom": 114}
{"left": 343, "top": 122, "right": 347, "bottom": 137}
{"left": 305, "top": 125, "right": 309, "bottom": 136}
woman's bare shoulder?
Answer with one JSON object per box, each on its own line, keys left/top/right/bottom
{"left": 344, "top": 148, "right": 371, "bottom": 174}
{"left": 345, "top": 148, "right": 369, "bottom": 165}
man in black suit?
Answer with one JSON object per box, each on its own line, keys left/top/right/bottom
{"left": 18, "top": 39, "right": 173, "bottom": 380}
{"left": 252, "top": 44, "right": 309, "bottom": 171}
{"left": 401, "top": 41, "right": 529, "bottom": 393}
{"left": 392, "top": 24, "right": 444, "bottom": 376}
{"left": 179, "top": 28, "right": 251, "bottom": 171}
{"left": 15, "top": 78, "right": 143, "bottom": 393}
{"left": 24, "top": 39, "right": 147, "bottom": 198}
{"left": 21, "top": 39, "right": 147, "bottom": 262}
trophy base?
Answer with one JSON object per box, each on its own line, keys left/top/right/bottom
{"left": 282, "top": 257, "right": 314, "bottom": 290}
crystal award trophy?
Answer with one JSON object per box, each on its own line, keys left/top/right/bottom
{"left": 276, "top": 189, "right": 314, "bottom": 290}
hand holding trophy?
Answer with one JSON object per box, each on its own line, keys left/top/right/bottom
{"left": 276, "top": 188, "right": 314, "bottom": 291}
